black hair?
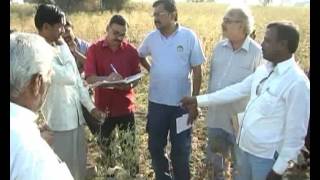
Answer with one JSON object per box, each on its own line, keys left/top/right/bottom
{"left": 152, "top": 0, "right": 178, "bottom": 21}
{"left": 267, "top": 21, "right": 300, "bottom": 53}
{"left": 34, "top": 4, "right": 65, "bottom": 31}
{"left": 108, "top": 14, "right": 128, "bottom": 27}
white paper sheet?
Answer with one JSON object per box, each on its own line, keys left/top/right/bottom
{"left": 176, "top": 114, "right": 192, "bottom": 134}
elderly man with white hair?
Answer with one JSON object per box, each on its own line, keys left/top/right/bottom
{"left": 204, "top": 4, "right": 265, "bottom": 180}
{"left": 10, "top": 32, "right": 73, "bottom": 179}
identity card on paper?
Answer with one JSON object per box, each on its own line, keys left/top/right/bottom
{"left": 176, "top": 113, "right": 192, "bottom": 134}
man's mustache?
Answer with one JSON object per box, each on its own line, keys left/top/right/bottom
{"left": 154, "top": 20, "right": 160, "bottom": 24}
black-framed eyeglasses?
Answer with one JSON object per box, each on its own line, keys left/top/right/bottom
{"left": 109, "top": 28, "right": 127, "bottom": 38}
{"left": 151, "top": 12, "right": 169, "bottom": 18}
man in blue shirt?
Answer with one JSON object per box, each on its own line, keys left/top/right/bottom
{"left": 63, "top": 19, "right": 90, "bottom": 74}
{"left": 138, "top": 1, "right": 205, "bottom": 179}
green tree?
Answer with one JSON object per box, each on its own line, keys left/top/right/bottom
{"left": 101, "top": 0, "right": 130, "bottom": 12}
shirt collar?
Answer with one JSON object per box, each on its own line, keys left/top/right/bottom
{"left": 10, "top": 102, "right": 38, "bottom": 122}
{"left": 102, "top": 38, "right": 126, "bottom": 50}
{"left": 158, "top": 23, "right": 181, "bottom": 39}
{"left": 223, "top": 35, "right": 251, "bottom": 52}
{"left": 273, "top": 56, "right": 295, "bottom": 75}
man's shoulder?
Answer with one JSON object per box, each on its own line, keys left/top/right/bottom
{"left": 178, "top": 26, "right": 197, "bottom": 37}
{"left": 289, "top": 63, "right": 310, "bottom": 83}
{"left": 123, "top": 41, "right": 138, "bottom": 50}
{"left": 143, "top": 30, "right": 159, "bottom": 40}
{"left": 88, "top": 39, "right": 104, "bottom": 50}
{"left": 248, "top": 38, "right": 262, "bottom": 51}
{"left": 215, "top": 39, "right": 228, "bottom": 47}
{"left": 76, "top": 38, "right": 89, "bottom": 45}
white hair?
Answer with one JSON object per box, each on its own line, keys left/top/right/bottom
{"left": 225, "top": 3, "right": 255, "bottom": 35}
{"left": 10, "top": 32, "right": 56, "bottom": 98}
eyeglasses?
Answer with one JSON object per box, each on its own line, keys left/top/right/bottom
{"left": 152, "top": 12, "right": 169, "bottom": 18}
{"left": 223, "top": 18, "right": 242, "bottom": 24}
{"left": 109, "top": 28, "right": 126, "bottom": 38}
{"left": 256, "top": 70, "right": 274, "bottom": 96}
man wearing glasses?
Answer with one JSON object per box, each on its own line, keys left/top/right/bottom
{"left": 204, "top": 5, "right": 265, "bottom": 180}
{"left": 85, "top": 14, "right": 141, "bottom": 177}
{"left": 181, "top": 21, "right": 310, "bottom": 180}
{"left": 138, "top": 0, "right": 205, "bottom": 179}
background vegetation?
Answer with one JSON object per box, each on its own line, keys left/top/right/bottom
{"left": 11, "top": 2, "right": 310, "bottom": 179}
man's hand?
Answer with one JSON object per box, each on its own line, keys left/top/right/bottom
{"left": 266, "top": 170, "right": 282, "bottom": 180}
{"left": 90, "top": 108, "right": 106, "bottom": 122}
{"left": 186, "top": 104, "right": 199, "bottom": 125}
{"left": 66, "top": 39, "right": 77, "bottom": 54}
{"left": 106, "top": 72, "right": 123, "bottom": 81}
{"left": 113, "top": 83, "right": 131, "bottom": 91}
{"left": 180, "top": 96, "right": 199, "bottom": 125}
{"left": 180, "top": 96, "right": 198, "bottom": 109}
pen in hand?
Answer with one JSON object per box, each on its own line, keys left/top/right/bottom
{"left": 110, "top": 64, "right": 119, "bottom": 74}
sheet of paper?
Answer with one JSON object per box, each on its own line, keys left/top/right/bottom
{"left": 88, "top": 72, "right": 144, "bottom": 88}
{"left": 176, "top": 114, "right": 192, "bottom": 134}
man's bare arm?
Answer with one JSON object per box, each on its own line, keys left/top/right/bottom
{"left": 192, "top": 64, "right": 202, "bottom": 96}
{"left": 140, "top": 57, "right": 150, "bottom": 72}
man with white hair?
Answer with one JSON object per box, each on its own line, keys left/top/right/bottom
{"left": 10, "top": 32, "right": 73, "bottom": 179}
{"left": 205, "top": 4, "right": 264, "bottom": 179}
{"left": 181, "top": 21, "right": 309, "bottom": 180}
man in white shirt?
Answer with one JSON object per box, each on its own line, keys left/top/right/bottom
{"left": 205, "top": 5, "right": 264, "bottom": 180}
{"left": 181, "top": 21, "right": 310, "bottom": 180}
{"left": 10, "top": 32, "right": 73, "bottom": 180}
{"left": 34, "top": 4, "right": 105, "bottom": 180}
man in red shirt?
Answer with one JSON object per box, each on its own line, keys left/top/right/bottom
{"left": 84, "top": 15, "right": 141, "bottom": 176}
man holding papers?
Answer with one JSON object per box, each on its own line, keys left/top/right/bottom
{"left": 138, "top": 1, "right": 205, "bottom": 179}
{"left": 84, "top": 14, "right": 141, "bottom": 176}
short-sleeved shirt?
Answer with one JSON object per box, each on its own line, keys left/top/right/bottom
{"left": 85, "top": 39, "right": 141, "bottom": 117}
{"left": 75, "top": 38, "right": 90, "bottom": 55}
{"left": 138, "top": 25, "right": 205, "bottom": 106}
{"left": 206, "top": 36, "right": 264, "bottom": 134}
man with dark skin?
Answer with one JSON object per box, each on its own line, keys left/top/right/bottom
{"left": 34, "top": 4, "right": 105, "bottom": 180}
{"left": 181, "top": 21, "right": 309, "bottom": 180}
{"left": 138, "top": 1, "right": 205, "bottom": 179}
{"left": 85, "top": 15, "right": 141, "bottom": 176}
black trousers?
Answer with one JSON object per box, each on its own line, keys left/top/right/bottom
{"left": 99, "top": 112, "right": 139, "bottom": 175}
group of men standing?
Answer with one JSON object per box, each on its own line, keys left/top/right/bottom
{"left": 10, "top": 0, "right": 309, "bottom": 180}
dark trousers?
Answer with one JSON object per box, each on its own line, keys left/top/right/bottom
{"left": 147, "top": 101, "right": 191, "bottom": 180}
{"left": 98, "top": 112, "right": 138, "bottom": 175}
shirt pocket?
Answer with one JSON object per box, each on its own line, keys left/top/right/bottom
{"left": 256, "top": 89, "right": 279, "bottom": 116}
